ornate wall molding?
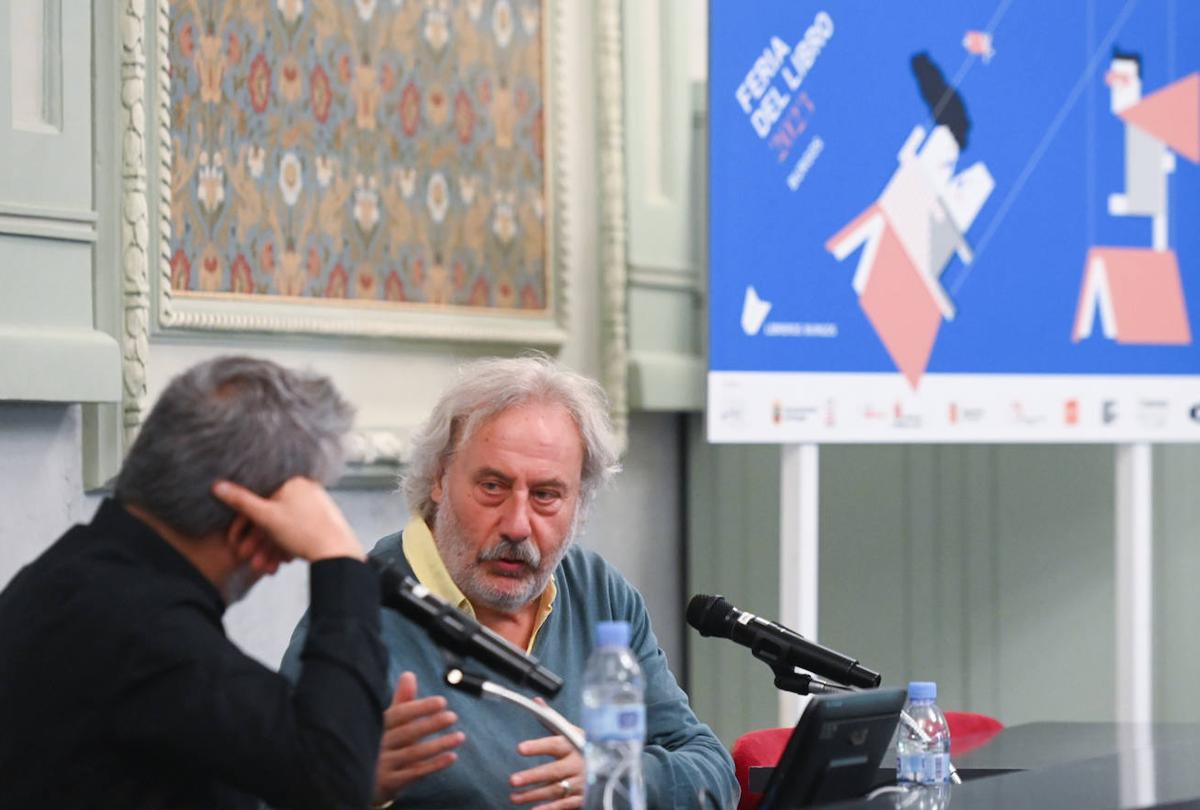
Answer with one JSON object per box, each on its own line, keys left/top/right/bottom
{"left": 121, "top": 0, "right": 151, "bottom": 448}
{"left": 548, "top": 0, "right": 571, "bottom": 355}
{"left": 596, "top": 0, "right": 630, "bottom": 449}
{"left": 343, "top": 428, "right": 410, "bottom": 468}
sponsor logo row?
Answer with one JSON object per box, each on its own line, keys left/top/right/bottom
{"left": 718, "top": 399, "right": 1200, "bottom": 430}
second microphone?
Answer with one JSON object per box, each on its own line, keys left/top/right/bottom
{"left": 687, "top": 594, "right": 881, "bottom": 689}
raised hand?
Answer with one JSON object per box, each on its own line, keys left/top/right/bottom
{"left": 211, "top": 477, "right": 363, "bottom": 562}
{"left": 373, "top": 672, "right": 466, "bottom": 805}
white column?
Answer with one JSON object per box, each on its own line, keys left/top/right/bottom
{"left": 779, "top": 443, "right": 820, "bottom": 725}
{"left": 1114, "top": 442, "right": 1153, "bottom": 724}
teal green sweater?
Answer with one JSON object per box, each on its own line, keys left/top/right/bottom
{"left": 281, "top": 532, "right": 738, "bottom": 809}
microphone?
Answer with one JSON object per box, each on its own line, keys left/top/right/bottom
{"left": 687, "top": 594, "right": 881, "bottom": 689}
{"left": 370, "top": 558, "right": 564, "bottom": 697}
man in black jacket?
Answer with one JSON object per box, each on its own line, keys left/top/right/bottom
{"left": 0, "top": 356, "right": 389, "bottom": 809}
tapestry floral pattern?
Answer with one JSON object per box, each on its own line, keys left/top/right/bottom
{"left": 168, "top": 0, "right": 548, "bottom": 311}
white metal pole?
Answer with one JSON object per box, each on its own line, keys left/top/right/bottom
{"left": 779, "top": 442, "right": 820, "bottom": 725}
{"left": 1114, "top": 442, "right": 1154, "bottom": 724}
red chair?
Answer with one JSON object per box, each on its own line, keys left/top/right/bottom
{"left": 731, "top": 711, "right": 1004, "bottom": 810}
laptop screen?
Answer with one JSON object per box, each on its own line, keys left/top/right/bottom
{"left": 760, "top": 687, "right": 907, "bottom": 809}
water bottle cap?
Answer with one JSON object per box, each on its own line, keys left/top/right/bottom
{"left": 907, "top": 681, "right": 937, "bottom": 700}
{"left": 594, "top": 621, "right": 631, "bottom": 648}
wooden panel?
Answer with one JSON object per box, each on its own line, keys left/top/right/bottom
{"left": 10, "top": 0, "right": 62, "bottom": 132}
{"left": 0, "top": 234, "right": 118, "bottom": 403}
{"left": 960, "top": 445, "right": 1000, "bottom": 713}
{"left": 623, "top": 1, "right": 705, "bottom": 411}
{"left": 992, "top": 445, "right": 1115, "bottom": 723}
{"left": 821, "top": 444, "right": 1116, "bottom": 725}
{"left": 623, "top": 0, "right": 691, "bottom": 271}
{"left": 686, "top": 415, "right": 781, "bottom": 745}
{"left": 0, "top": 3, "right": 115, "bottom": 405}
{"left": 818, "top": 446, "right": 910, "bottom": 685}
{"left": 1154, "top": 444, "right": 1200, "bottom": 721}
{"left": 0, "top": 0, "right": 89, "bottom": 210}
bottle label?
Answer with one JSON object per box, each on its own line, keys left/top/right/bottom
{"left": 583, "top": 704, "right": 646, "bottom": 743}
{"left": 897, "top": 752, "right": 950, "bottom": 784}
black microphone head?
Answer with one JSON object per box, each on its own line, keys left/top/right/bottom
{"left": 686, "top": 594, "right": 733, "bottom": 637}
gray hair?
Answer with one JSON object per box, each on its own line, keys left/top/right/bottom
{"left": 114, "top": 356, "right": 354, "bottom": 538}
{"left": 403, "top": 354, "right": 621, "bottom": 524}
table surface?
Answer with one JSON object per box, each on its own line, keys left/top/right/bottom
{"left": 760, "top": 721, "right": 1200, "bottom": 809}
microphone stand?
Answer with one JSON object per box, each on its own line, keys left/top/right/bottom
{"left": 443, "top": 664, "right": 585, "bottom": 753}
{"left": 770, "top": 661, "right": 962, "bottom": 786}
{"left": 770, "top": 661, "right": 852, "bottom": 696}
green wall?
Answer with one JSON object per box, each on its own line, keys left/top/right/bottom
{"left": 687, "top": 441, "right": 1200, "bottom": 745}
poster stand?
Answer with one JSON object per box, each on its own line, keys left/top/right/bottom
{"left": 778, "top": 441, "right": 1155, "bottom": 725}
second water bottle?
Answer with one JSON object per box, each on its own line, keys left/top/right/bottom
{"left": 896, "top": 680, "right": 951, "bottom": 786}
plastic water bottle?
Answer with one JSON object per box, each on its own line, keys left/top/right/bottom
{"left": 582, "top": 621, "right": 646, "bottom": 810}
{"left": 896, "top": 681, "right": 951, "bottom": 785}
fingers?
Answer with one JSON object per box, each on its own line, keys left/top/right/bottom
{"left": 517, "top": 735, "right": 576, "bottom": 759}
{"left": 212, "top": 480, "right": 275, "bottom": 525}
{"left": 526, "top": 795, "right": 583, "bottom": 810}
{"left": 212, "top": 477, "right": 362, "bottom": 562}
{"left": 374, "top": 672, "right": 467, "bottom": 800}
{"left": 510, "top": 759, "right": 577, "bottom": 792}
{"left": 378, "top": 729, "right": 466, "bottom": 769}
{"left": 393, "top": 671, "right": 418, "bottom": 705}
{"left": 229, "top": 521, "right": 291, "bottom": 578}
{"left": 377, "top": 745, "right": 460, "bottom": 796}
{"left": 384, "top": 693, "right": 451, "bottom": 728}
{"left": 510, "top": 775, "right": 584, "bottom": 807}
{"left": 384, "top": 674, "right": 453, "bottom": 736}
{"left": 381, "top": 706, "right": 458, "bottom": 750}
{"left": 531, "top": 797, "right": 583, "bottom": 810}
{"left": 510, "top": 739, "right": 584, "bottom": 806}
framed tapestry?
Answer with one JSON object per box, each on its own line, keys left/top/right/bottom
{"left": 129, "top": 0, "right": 566, "bottom": 342}
{"left": 106, "top": 0, "right": 577, "bottom": 481}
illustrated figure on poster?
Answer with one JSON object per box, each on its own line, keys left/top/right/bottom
{"left": 826, "top": 53, "right": 995, "bottom": 387}
{"left": 1073, "top": 50, "right": 1198, "bottom": 346}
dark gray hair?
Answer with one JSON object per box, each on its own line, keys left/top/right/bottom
{"left": 403, "top": 354, "right": 621, "bottom": 524}
{"left": 114, "top": 356, "right": 354, "bottom": 537}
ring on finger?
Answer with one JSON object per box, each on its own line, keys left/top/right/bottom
{"left": 559, "top": 778, "right": 573, "bottom": 798}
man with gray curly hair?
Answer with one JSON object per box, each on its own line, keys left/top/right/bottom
{"left": 283, "top": 354, "right": 737, "bottom": 809}
{"left": 0, "top": 356, "right": 389, "bottom": 810}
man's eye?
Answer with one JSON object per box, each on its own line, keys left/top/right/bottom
{"left": 532, "top": 489, "right": 560, "bottom": 503}
{"left": 480, "top": 481, "right": 503, "bottom": 493}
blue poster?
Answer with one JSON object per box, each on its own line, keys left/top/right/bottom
{"left": 708, "top": 1, "right": 1200, "bottom": 442}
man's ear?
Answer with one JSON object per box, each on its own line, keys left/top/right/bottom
{"left": 430, "top": 465, "right": 447, "bottom": 504}
{"left": 223, "top": 514, "right": 252, "bottom": 551}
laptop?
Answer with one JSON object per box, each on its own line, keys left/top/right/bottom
{"left": 759, "top": 687, "right": 907, "bottom": 809}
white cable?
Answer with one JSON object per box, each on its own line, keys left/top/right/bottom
{"left": 600, "top": 746, "right": 637, "bottom": 810}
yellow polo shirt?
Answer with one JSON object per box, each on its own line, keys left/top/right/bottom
{"left": 400, "top": 517, "right": 557, "bottom": 653}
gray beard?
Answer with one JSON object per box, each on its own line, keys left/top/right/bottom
{"left": 432, "top": 489, "right": 579, "bottom": 613}
{"left": 223, "top": 562, "right": 257, "bottom": 605}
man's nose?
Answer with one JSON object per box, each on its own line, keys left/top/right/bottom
{"left": 499, "top": 492, "right": 533, "bottom": 540}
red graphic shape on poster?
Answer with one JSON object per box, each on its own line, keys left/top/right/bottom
{"left": 1119, "top": 73, "right": 1200, "bottom": 163}
{"left": 1074, "top": 247, "right": 1192, "bottom": 344}
{"left": 852, "top": 216, "right": 944, "bottom": 387}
